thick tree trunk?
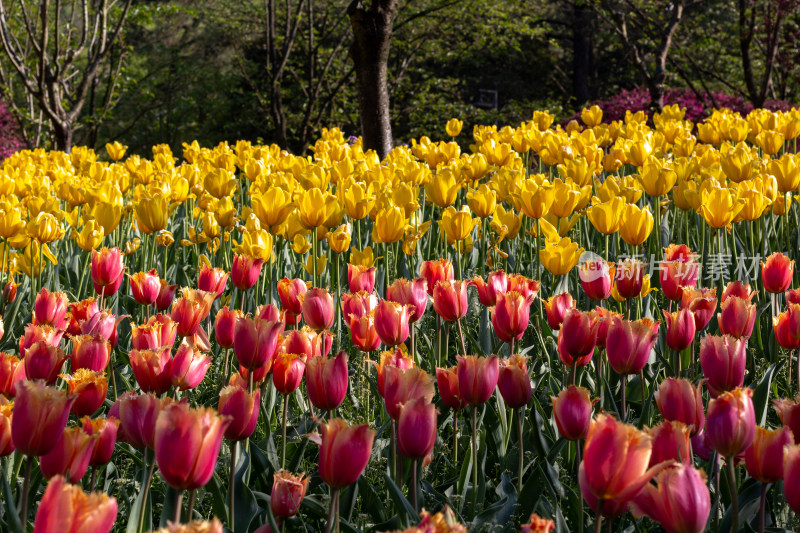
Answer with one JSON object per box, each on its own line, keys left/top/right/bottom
{"left": 53, "top": 122, "right": 73, "bottom": 153}
{"left": 348, "top": 0, "right": 397, "bottom": 160}
{"left": 572, "top": 0, "right": 592, "bottom": 107}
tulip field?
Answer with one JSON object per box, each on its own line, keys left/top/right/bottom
{"left": 4, "top": 105, "right": 800, "bottom": 533}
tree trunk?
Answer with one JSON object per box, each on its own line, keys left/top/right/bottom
{"left": 572, "top": 0, "right": 592, "bottom": 107}
{"left": 348, "top": 0, "right": 397, "bottom": 160}
{"left": 649, "top": 69, "right": 666, "bottom": 112}
{"left": 53, "top": 121, "right": 73, "bottom": 153}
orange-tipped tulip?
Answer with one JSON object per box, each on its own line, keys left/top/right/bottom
{"left": 717, "top": 295, "right": 756, "bottom": 338}
{"left": 436, "top": 365, "right": 467, "bottom": 411}
{"left": 341, "top": 290, "right": 379, "bottom": 321}
{"left": 233, "top": 316, "right": 284, "bottom": 371}
{"left": 318, "top": 418, "right": 375, "bottom": 488}
{"left": 231, "top": 253, "right": 264, "bottom": 291}
{"left": 91, "top": 247, "right": 124, "bottom": 292}
{"left": 432, "top": 280, "right": 469, "bottom": 322}
{"left": 472, "top": 270, "right": 507, "bottom": 307}
{"left": 784, "top": 444, "right": 800, "bottom": 513}
{"left": 130, "top": 269, "right": 161, "bottom": 306}
{"left": 745, "top": 426, "right": 793, "bottom": 483}
{"left": 62, "top": 369, "right": 107, "bottom": 417}
{"left": 762, "top": 252, "right": 794, "bottom": 293}
{"left": 155, "top": 279, "right": 178, "bottom": 311}
{"left": 699, "top": 335, "right": 746, "bottom": 397}
{"left": 0, "top": 398, "right": 12, "bottom": 456}
{"left": 39, "top": 426, "right": 96, "bottom": 482}
{"left": 198, "top": 264, "right": 229, "bottom": 298}
{"left": 170, "top": 288, "right": 215, "bottom": 337}
{"left": 774, "top": 310, "right": 800, "bottom": 349}
{"left": 305, "top": 350, "right": 349, "bottom": 411}
{"left": 301, "top": 287, "right": 335, "bottom": 332}
{"left": 579, "top": 259, "right": 614, "bottom": 301}
{"left": 660, "top": 260, "right": 699, "bottom": 302}
{"left": 605, "top": 318, "right": 659, "bottom": 375}
{"left": 551, "top": 385, "right": 593, "bottom": 441}
{"left": 213, "top": 307, "right": 241, "bottom": 349}
{"left": 662, "top": 308, "right": 696, "bottom": 352}
{"left": 614, "top": 258, "right": 644, "bottom": 300}
{"left": 648, "top": 420, "right": 692, "bottom": 467}
{"left": 272, "top": 353, "right": 306, "bottom": 395}
{"left": 71, "top": 334, "right": 111, "bottom": 372}
{"left": 347, "top": 313, "right": 381, "bottom": 352}
{"left": 457, "top": 354, "right": 499, "bottom": 406}
{"left": 680, "top": 287, "right": 718, "bottom": 331}
{"left": 33, "top": 475, "right": 117, "bottom": 533}
{"left": 371, "top": 348, "right": 414, "bottom": 397}
{"left": 491, "top": 291, "right": 534, "bottom": 343}
{"left": 154, "top": 402, "right": 231, "bottom": 490}
{"left": 386, "top": 277, "right": 428, "bottom": 322}
{"left": 116, "top": 391, "right": 165, "bottom": 449}
{"left": 12, "top": 380, "right": 76, "bottom": 456}
{"left": 705, "top": 387, "right": 755, "bottom": 457}
{"left": 0, "top": 352, "right": 21, "bottom": 398}
{"left": 277, "top": 277, "right": 307, "bottom": 325}
{"left": 420, "top": 259, "right": 454, "bottom": 296}
{"left": 270, "top": 470, "right": 309, "bottom": 518}
{"left": 722, "top": 280, "right": 757, "bottom": 303}
{"left": 398, "top": 396, "right": 437, "bottom": 459}
{"left": 497, "top": 354, "right": 532, "bottom": 408}
{"left": 170, "top": 344, "right": 211, "bottom": 391}
{"left": 655, "top": 378, "right": 705, "bottom": 435}
{"left": 218, "top": 385, "right": 260, "bottom": 441}
{"left": 557, "top": 309, "right": 598, "bottom": 367}
{"left": 374, "top": 300, "right": 411, "bottom": 347}
{"left": 33, "top": 288, "right": 69, "bottom": 330}
{"left": 24, "top": 341, "right": 67, "bottom": 384}
{"left": 81, "top": 416, "right": 119, "bottom": 466}
{"left": 630, "top": 464, "right": 710, "bottom": 533}
{"left": 544, "top": 291, "right": 575, "bottom": 330}
{"left": 131, "top": 314, "right": 178, "bottom": 351}
{"left": 129, "top": 347, "right": 173, "bottom": 395}
{"left": 347, "top": 264, "right": 376, "bottom": 293}
{"left": 775, "top": 396, "right": 800, "bottom": 440}
{"left": 506, "top": 274, "right": 540, "bottom": 300}
{"left": 383, "top": 366, "right": 435, "bottom": 420}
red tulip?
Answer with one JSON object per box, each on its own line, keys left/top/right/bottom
{"left": 155, "top": 279, "right": 178, "bottom": 311}
{"left": 170, "top": 288, "right": 215, "bottom": 337}
{"left": 699, "top": 335, "right": 747, "bottom": 397}
{"left": 594, "top": 307, "right": 622, "bottom": 349}
{"left": 301, "top": 287, "right": 335, "bottom": 332}
{"left": 81, "top": 416, "right": 119, "bottom": 466}
{"left": 317, "top": 418, "right": 375, "bottom": 488}
{"left": 19, "top": 323, "right": 62, "bottom": 358}
{"left": 238, "top": 363, "right": 270, "bottom": 386}
{"left": 544, "top": 291, "right": 575, "bottom": 330}
{"left": 341, "top": 290, "right": 379, "bottom": 321}
{"left": 214, "top": 307, "right": 241, "bottom": 349}
{"left": 347, "top": 263, "right": 376, "bottom": 293}
{"left": 717, "top": 296, "right": 756, "bottom": 338}
{"left": 374, "top": 300, "right": 411, "bottom": 347}
{"left": 305, "top": 350, "right": 349, "bottom": 411}
{"left": 605, "top": 317, "right": 659, "bottom": 375}
{"left": 130, "top": 269, "right": 161, "bottom": 306}
{"left": 272, "top": 352, "right": 306, "bottom": 395}
{"left": 491, "top": 291, "right": 534, "bottom": 343}
{"left": 115, "top": 391, "right": 165, "bottom": 449}
{"left": 472, "top": 270, "right": 507, "bottom": 306}
{"left": 457, "top": 354, "right": 499, "bottom": 406}
{"left": 33, "top": 475, "right": 117, "bottom": 533}
{"left": 372, "top": 348, "right": 414, "bottom": 397}
{"left": 198, "top": 264, "right": 229, "bottom": 297}
{"left": 786, "top": 287, "right": 800, "bottom": 306}
{"left": 12, "top": 380, "right": 76, "bottom": 456}
{"left": 662, "top": 308, "right": 696, "bottom": 352}
{"left": 91, "top": 247, "right": 124, "bottom": 292}
{"left": 436, "top": 365, "right": 467, "bottom": 411}
{"left": 551, "top": 385, "right": 593, "bottom": 441}
{"left": 24, "top": 341, "right": 67, "bottom": 384}
{"left": 283, "top": 328, "right": 332, "bottom": 359}
{"left": 347, "top": 313, "right": 381, "bottom": 352}
{"left": 154, "top": 402, "right": 231, "bottom": 490}
{"left": 0, "top": 398, "right": 13, "bottom": 456}
{"left": 775, "top": 396, "right": 800, "bottom": 440}
{"left": 660, "top": 260, "right": 699, "bottom": 302}
{"left": 129, "top": 347, "right": 173, "bottom": 395}
{"left": 520, "top": 514, "right": 556, "bottom": 533}
{"left": 745, "top": 426, "right": 793, "bottom": 483}
{"left": 705, "top": 387, "right": 756, "bottom": 457}
{"left": 277, "top": 277, "right": 308, "bottom": 324}
{"left": 71, "top": 334, "right": 111, "bottom": 371}
{"left": 40, "top": 426, "right": 96, "bottom": 482}
{"left": 664, "top": 244, "right": 696, "bottom": 262}
{"left": 170, "top": 344, "right": 211, "bottom": 391}
{"left": 774, "top": 310, "right": 800, "bottom": 349}
{"left": 648, "top": 420, "right": 692, "bottom": 467}
{"left": 557, "top": 309, "right": 598, "bottom": 367}
{"left": 231, "top": 253, "right": 264, "bottom": 290}
{"left": 506, "top": 274, "right": 540, "bottom": 300}
{"left": 271, "top": 470, "right": 309, "bottom": 519}
{"left": 383, "top": 366, "right": 435, "bottom": 420}
{"left": 762, "top": 252, "right": 794, "bottom": 293}
{"left": 256, "top": 304, "right": 282, "bottom": 322}
{"left": 614, "top": 258, "right": 644, "bottom": 300}
{"left": 218, "top": 384, "right": 261, "bottom": 441}
{"left": 655, "top": 378, "right": 705, "bottom": 435}
{"left": 420, "top": 259, "right": 454, "bottom": 296}
{"left": 0, "top": 353, "right": 21, "bottom": 398}
{"left": 580, "top": 414, "right": 667, "bottom": 511}
{"left": 630, "top": 464, "right": 711, "bottom": 533}
{"left": 722, "top": 280, "right": 757, "bottom": 303}
{"left": 580, "top": 259, "right": 614, "bottom": 301}
{"left": 62, "top": 369, "right": 108, "bottom": 417}
{"left": 33, "top": 288, "right": 69, "bottom": 330}
{"left": 497, "top": 354, "right": 532, "bottom": 408}
{"left": 233, "top": 316, "right": 285, "bottom": 371}
{"left": 66, "top": 298, "right": 99, "bottom": 337}
{"left": 398, "top": 397, "right": 437, "bottom": 459}
{"left": 132, "top": 314, "right": 177, "bottom": 351}
{"left": 680, "top": 287, "right": 718, "bottom": 331}
{"left": 2, "top": 279, "right": 17, "bottom": 305}
{"left": 784, "top": 444, "right": 800, "bottom": 513}
{"left": 386, "top": 277, "right": 428, "bottom": 322}
{"left": 432, "top": 280, "right": 469, "bottom": 322}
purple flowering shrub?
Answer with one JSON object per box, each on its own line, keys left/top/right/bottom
{"left": 0, "top": 99, "right": 25, "bottom": 161}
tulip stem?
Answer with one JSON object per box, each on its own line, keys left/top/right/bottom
{"left": 726, "top": 457, "right": 738, "bottom": 533}
{"left": 324, "top": 488, "right": 340, "bottom": 533}
{"left": 137, "top": 449, "right": 157, "bottom": 533}
{"left": 391, "top": 420, "right": 397, "bottom": 483}
{"left": 229, "top": 440, "right": 237, "bottom": 532}
{"left": 471, "top": 405, "right": 478, "bottom": 514}
{"left": 90, "top": 466, "right": 98, "bottom": 491}
{"left": 570, "top": 361, "right": 576, "bottom": 386}
{"left": 620, "top": 374, "right": 626, "bottom": 421}
{"left": 186, "top": 490, "right": 196, "bottom": 521}
{"left": 516, "top": 407, "right": 524, "bottom": 493}
{"left": 18, "top": 455, "right": 32, "bottom": 526}
{"left": 411, "top": 459, "right": 418, "bottom": 513}
{"left": 281, "top": 393, "right": 289, "bottom": 469}
{"left": 456, "top": 318, "right": 468, "bottom": 359}
{"left": 174, "top": 490, "right": 184, "bottom": 525}
{"left": 576, "top": 442, "right": 583, "bottom": 533}
{"left": 453, "top": 413, "right": 458, "bottom": 465}
{"left": 594, "top": 500, "right": 604, "bottom": 533}
{"left": 758, "top": 482, "right": 767, "bottom": 533}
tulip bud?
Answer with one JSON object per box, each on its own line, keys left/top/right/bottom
{"left": 557, "top": 309, "right": 598, "bottom": 367}
{"left": 306, "top": 351, "right": 349, "bottom": 411}
{"left": 397, "top": 397, "right": 437, "bottom": 459}
{"left": 436, "top": 366, "right": 467, "bottom": 411}
{"left": 24, "top": 341, "right": 67, "bottom": 385}
{"left": 471, "top": 270, "right": 508, "bottom": 307}
{"left": 680, "top": 287, "right": 718, "bottom": 331}
{"left": 40, "top": 426, "right": 96, "bottom": 482}
{"left": 317, "top": 418, "right": 375, "bottom": 488}
{"left": 33, "top": 476, "right": 117, "bottom": 533}
{"left": 614, "top": 258, "right": 644, "bottom": 300}
{"left": 497, "top": 354, "right": 532, "bottom": 408}
{"left": 655, "top": 378, "right": 705, "bottom": 435}
{"left": 787, "top": 287, "right": 800, "bottom": 306}
{"left": 277, "top": 277, "right": 307, "bottom": 324}
{"left": 341, "top": 290, "right": 379, "bottom": 321}
{"left": 61, "top": 369, "right": 108, "bottom": 417}
{"left": 214, "top": 307, "right": 242, "bottom": 349}
{"left": 0, "top": 398, "right": 13, "bottom": 457}
{"left": 198, "top": 264, "right": 229, "bottom": 298}
{"left": 347, "top": 314, "right": 381, "bottom": 352}
{"left": 699, "top": 335, "right": 746, "bottom": 397}
{"left": 130, "top": 269, "right": 161, "bottom": 306}
{"left": 71, "top": 334, "right": 111, "bottom": 372}
{"left": 775, "top": 396, "right": 800, "bottom": 440}
{"left": 91, "top": 247, "right": 125, "bottom": 293}
{"left": 648, "top": 420, "right": 692, "bottom": 467}
{"left": 784, "top": 444, "right": 800, "bottom": 513}
{"left": 432, "top": 280, "right": 469, "bottom": 322}
{"left": 630, "top": 464, "right": 710, "bottom": 533}
{"left": 218, "top": 385, "right": 260, "bottom": 441}
{"left": 762, "top": 252, "right": 794, "bottom": 293}
{"left": 722, "top": 280, "right": 757, "bottom": 303}
{"left": 491, "top": 291, "right": 534, "bottom": 343}
{"left": 12, "top": 380, "right": 76, "bottom": 456}
{"left": 374, "top": 300, "right": 411, "bottom": 347}
{"left": 82, "top": 416, "right": 120, "bottom": 467}
{"left": 551, "top": 385, "right": 593, "bottom": 441}
{"left": 457, "top": 354, "right": 499, "bottom": 406}
{"left": 271, "top": 470, "right": 309, "bottom": 519}
{"left": 544, "top": 291, "right": 574, "bottom": 330}
{"left": 0, "top": 353, "right": 21, "bottom": 398}
{"left": 116, "top": 391, "right": 165, "bottom": 449}
{"left": 272, "top": 353, "right": 306, "bottom": 395}
{"left": 154, "top": 403, "right": 231, "bottom": 490}
{"left": 386, "top": 277, "right": 428, "bottom": 322}
{"left": 231, "top": 253, "right": 264, "bottom": 291}
{"left": 705, "top": 387, "right": 756, "bottom": 458}
{"left": 662, "top": 307, "right": 696, "bottom": 352}
{"left": 33, "top": 288, "right": 69, "bottom": 330}
{"left": 420, "top": 259, "right": 454, "bottom": 296}
{"left": 155, "top": 279, "right": 178, "bottom": 311}
{"left": 301, "top": 287, "right": 335, "bottom": 332}
{"left": 520, "top": 514, "right": 556, "bottom": 533}
{"left": 605, "top": 317, "right": 659, "bottom": 376}
{"left": 347, "top": 264, "right": 376, "bottom": 293}
{"left": 234, "top": 316, "right": 284, "bottom": 371}
{"left": 579, "top": 259, "right": 614, "bottom": 301}
{"left": 745, "top": 426, "right": 793, "bottom": 483}
{"left": 383, "top": 366, "right": 435, "bottom": 420}
{"left": 2, "top": 279, "right": 17, "bottom": 305}
{"left": 170, "top": 344, "right": 211, "bottom": 391}
{"left": 717, "top": 296, "right": 756, "bottom": 338}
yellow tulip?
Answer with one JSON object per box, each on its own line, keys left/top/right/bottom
{"left": 105, "top": 141, "right": 127, "bottom": 162}
{"left": 156, "top": 230, "right": 175, "bottom": 247}
{"left": 581, "top": 105, "right": 603, "bottom": 128}
{"left": 773, "top": 192, "right": 792, "bottom": 216}
{"left": 673, "top": 131, "right": 697, "bottom": 158}
{"left": 638, "top": 157, "right": 676, "bottom": 198}
{"left": 587, "top": 196, "right": 625, "bottom": 235}
{"left": 466, "top": 184, "right": 497, "bottom": 219}
{"left": 756, "top": 130, "right": 785, "bottom": 155}
{"left": 292, "top": 233, "right": 312, "bottom": 255}
{"left": 699, "top": 186, "right": 745, "bottom": 229}
{"left": 135, "top": 193, "right": 170, "bottom": 234}
{"left": 327, "top": 223, "right": 351, "bottom": 254}
{"left": 425, "top": 168, "right": 460, "bottom": 208}
{"left": 490, "top": 206, "right": 522, "bottom": 241}
{"left": 602, "top": 148, "right": 625, "bottom": 173}
{"left": 350, "top": 246, "right": 380, "bottom": 268}
{"left": 303, "top": 254, "right": 327, "bottom": 276}
{"left": 673, "top": 178, "right": 698, "bottom": 211}
{"left": 532, "top": 110, "right": 554, "bottom": 131}
{"left": 0, "top": 203, "right": 26, "bottom": 240}
{"left": 549, "top": 179, "right": 584, "bottom": 219}
{"left": 372, "top": 205, "right": 406, "bottom": 244}
{"left": 619, "top": 204, "right": 653, "bottom": 246}
{"left": 236, "top": 228, "right": 273, "bottom": 261}
{"left": 74, "top": 219, "right": 104, "bottom": 251}
{"left": 697, "top": 123, "right": 720, "bottom": 145}
{"left": 539, "top": 237, "right": 584, "bottom": 276}
{"left": 768, "top": 154, "right": 800, "bottom": 193}
{"left": 439, "top": 206, "right": 479, "bottom": 244}
{"left": 719, "top": 142, "right": 757, "bottom": 183}
{"left": 446, "top": 118, "right": 463, "bottom": 137}
{"left": 17, "top": 241, "right": 57, "bottom": 278}
{"left": 515, "top": 177, "right": 554, "bottom": 220}
{"left": 556, "top": 156, "right": 597, "bottom": 187}
{"left": 461, "top": 153, "right": 490, "bottom": 183}
{"left": 252, "top": 187, "right": 294, "bottom": 231}
{"left": 28, "top": 212, "right": 64, "bottom": 244}
{"left": 392, "top": 182, "right": 420, "bottom": 217}
{"left": 340, "top": 181, "right": 375, "bottom": 220}
{"left": 214, "top": 197, "right": 237, "bottom": 230}
{"left": 626, "top": 136, "right": 653, "bottom": 167}
{"left": 299, "top": 188, "right": 333, "bottom": 229}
